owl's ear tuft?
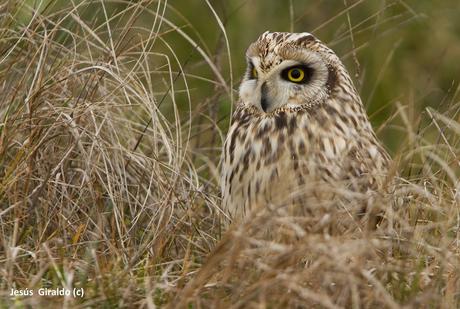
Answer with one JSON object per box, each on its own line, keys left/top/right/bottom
{"left": 296, "top": 35, "right": 315, "bottom": 46}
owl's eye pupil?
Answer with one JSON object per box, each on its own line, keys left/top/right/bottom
{"left": 291, "top": 69, "right": 301, "bottom": 79}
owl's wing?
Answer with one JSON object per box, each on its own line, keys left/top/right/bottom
{"left": 342, "top": 135, "right": 391, "bottom": 193}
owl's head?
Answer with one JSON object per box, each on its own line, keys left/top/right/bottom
{"left": 239, "top": 31, "right": 351, "bottom": 114}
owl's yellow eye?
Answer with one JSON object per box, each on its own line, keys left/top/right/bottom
{"left": 251, "top": 67, "right": 258, "bottom": 79}
{"left": 287, "top": 68, "right": 305, "bottom": 82}
{"left": 281, "top": 65, "right": 312, "bottom": 84}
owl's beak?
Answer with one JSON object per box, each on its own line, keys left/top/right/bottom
{"left": 260, "top": 82, "right": 270, "bottom": 112}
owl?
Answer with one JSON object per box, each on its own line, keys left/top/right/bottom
{"left": 221, "top": 32, "right": 391, "bottom": 221}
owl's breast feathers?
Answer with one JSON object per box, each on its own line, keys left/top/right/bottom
{"left": 221, "top": 101, "right": 391, "bottom": 219}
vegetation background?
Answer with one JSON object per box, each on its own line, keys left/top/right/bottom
{"left": 0, "top": 0, "right": 459, "bottom": 307}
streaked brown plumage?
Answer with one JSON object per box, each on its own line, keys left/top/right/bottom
{"left": 221, "top": 32, "right": 391, "bottom": 221}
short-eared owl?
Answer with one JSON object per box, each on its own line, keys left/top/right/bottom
{"left": 222, "top": 32, "right": 391, "bottom": 220}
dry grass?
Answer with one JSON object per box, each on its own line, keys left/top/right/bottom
{"left": 0, "top": 0, "right": 459, "bottom": 308}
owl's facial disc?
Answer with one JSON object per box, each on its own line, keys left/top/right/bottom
{"left": 239, "top": 56, "right": 329, "bottom": 113}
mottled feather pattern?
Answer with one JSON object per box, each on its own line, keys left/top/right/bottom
{"left": 222, "top": 32, "right": 391, "bottom": 220}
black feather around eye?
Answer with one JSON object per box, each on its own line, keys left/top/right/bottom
{"left": 248, "top": 62, "right": 257, "bottom": 79}
{"left": 281, "top": 65, "right": 314, "bottom": 84}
